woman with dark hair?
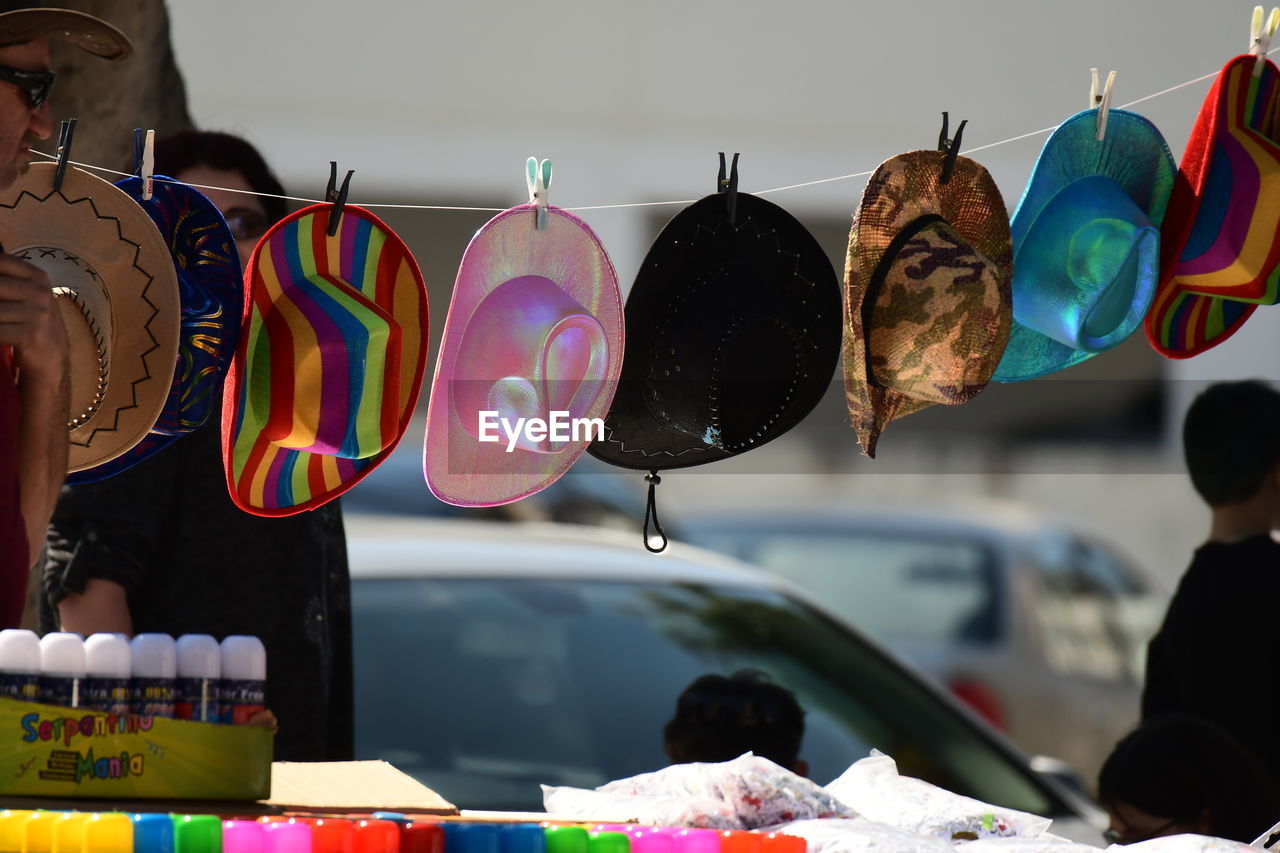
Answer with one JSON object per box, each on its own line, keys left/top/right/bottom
{"left": 43, "top": 131, "right": 353, "bottom": 762}
{"left": 1098, "top": 713, "right": 1280, "bottom": 845}
{"left": 154, "top": 130, "right": 286, "bottom": 264}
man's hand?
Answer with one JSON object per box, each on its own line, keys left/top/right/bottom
{"left": 0, "top": 255, "right": 67, "bottom": 384}
{"left": 0, "top": 253, "right": 69, "bottom": 568}
{"left": 57, "top": 577, "right": 131, "bottom": 635}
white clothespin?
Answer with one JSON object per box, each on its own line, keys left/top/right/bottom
{"left": 140, "top": 129, "right": 155, "bottom": 201}
{"left": 1251, "top": 5, "right": 1280, "bottom": 77}
{"left": 526, "top": 156, "right": 552, "bottom": 230}
{"left": 1090, "top": 68, "right": 1116, "bottom": 142}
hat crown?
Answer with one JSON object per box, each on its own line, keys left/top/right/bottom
{"left": 642, "top": 263, "right": 809, "bottom": 453}
{"left": 1011, "top": 174, "right": 1159, "bottom": 354}
{"left": 16, "top": 246, "right": 109, "bottom": 427}
{"left": 453, "top": 274, "right": 607, "bottom": 454}
{"left": 867, "top": 217, "right": 1006, "bottom": 404}
{"left": 248, "top": 275, "right": 401, "bottom": 459}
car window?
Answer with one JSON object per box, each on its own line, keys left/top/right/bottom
{"left": 692, "top": 530, "right": 1001, "bottom": 647}
{"left": 351, "top": 576, "right": 1062, "bottom": 817}
{"left": 1029, "top": 534, "right": 1150, "bottom": 682}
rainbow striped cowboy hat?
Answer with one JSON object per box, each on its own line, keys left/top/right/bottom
{"left": 423, "top": 199, "right": 623, "bottom": 507}
{"left": 1146, "top": 52, "right": 1280, "bottom": 357}
{"left": 68, "top": 175, "right": 242, "bottom": 483}
{"left": 223, "top": 204, "right": 428, "bottom": 515}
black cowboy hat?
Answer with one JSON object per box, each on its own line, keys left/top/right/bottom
{"left": 588, "top": 155, "right": 841, "bottom": 545}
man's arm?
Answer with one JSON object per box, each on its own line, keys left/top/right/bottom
{"left": 57, "top": 577, "right": 131, "bottom": 634}
{"left": 0, "top": 254, "right": 67, "bottom": 567}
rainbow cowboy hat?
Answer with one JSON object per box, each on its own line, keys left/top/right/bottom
{"left": 69, "top": 175, "right": 243, "bottom": 482}
{"left": 993, "top": 107, "right": 1175, "bottom": 381}
{"left": 424, "top": 160, "right": 624, "bottom": 507}
{"left": 1146, "top": 44, "right": 1280, "bottom": 357}
{"left": 223, "top": 204, "right": 428, "bottom": 515}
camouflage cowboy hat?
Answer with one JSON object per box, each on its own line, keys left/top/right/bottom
{"left": 844, "top": 118, "right": 1013, "bottom": 458}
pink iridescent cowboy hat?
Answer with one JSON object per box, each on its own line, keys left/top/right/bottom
{"left": 423, "top": 159, "right": 624, "bottom": 507}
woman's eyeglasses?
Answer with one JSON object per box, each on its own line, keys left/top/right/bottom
{"left": 224, "top": 208, "right": 269, "bottom": 242}
{"left": 1103, "top": 818, "right": 1180, "bottom": 845}
{"left": 0, "top": 64, "right": 55, "bottom": 110}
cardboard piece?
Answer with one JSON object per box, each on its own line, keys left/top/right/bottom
{"left": 267, "top": 761, "right": 457, "bottom": 815}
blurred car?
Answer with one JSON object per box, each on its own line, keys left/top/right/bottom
{"left": 342, "top": 426, "right": 655, "bottom": 532}
{"left": 347, "top": 515, "right": 1105, "bottom": 842}
{"left": 679, "top": 504, "right": 1165, "bottom": 790}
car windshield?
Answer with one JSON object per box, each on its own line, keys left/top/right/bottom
{"left": 690, "top": 527, "right": 1001, "bottom": 647}
{"left": 351, "top": 576, "right": 1061, "bottom": 817}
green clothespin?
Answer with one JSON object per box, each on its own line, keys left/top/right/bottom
{"left": 526, "top": 156, "right": 552, "bottom": 230}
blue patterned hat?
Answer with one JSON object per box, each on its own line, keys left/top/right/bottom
{"left": 67, "top": 175, "right": 243, "bottom": 482}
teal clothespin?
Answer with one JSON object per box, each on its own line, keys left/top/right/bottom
{"left": 526, "top": 156, "right": 552, "bottom": 230}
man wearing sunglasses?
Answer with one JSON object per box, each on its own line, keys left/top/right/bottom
{"left": 0, "top": 2, "right": 129, "bottom": 628}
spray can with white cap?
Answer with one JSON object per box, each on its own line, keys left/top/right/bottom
{"left": 0, "top": 628, "right": 41, "bottom": 702}
{"left": 219, "top": 635, "right": 266, "bottom": 724}
{"left": 175, "top": 634, "right": 221, "bottom": 722}
{"left": 129, "top": 633, "right": 176, "bottom": 718}
{"left": 38, "top": 632, "right": 86, "bottom": 708}
{"left": 83, "top": 633, "right": 131, "bottom": 715}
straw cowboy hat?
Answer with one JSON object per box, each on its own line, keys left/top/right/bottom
{"left": 0, "top": 161, "right": 180, "bottom": 472}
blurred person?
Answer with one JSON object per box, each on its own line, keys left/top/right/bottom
{"left": 1142, "top": 380, "right": 1280, "bottom": 779}
{"left": 1098, "top": 713, "right": 1280, "bottom": 845}
{"left": 663, "top": 669, "right": 808, "bottom": 775}
{"left": 43, "top": 130, "right": 352, "bottom": 761}
{"left": 0, "top": 6, "right": 131, "bottom": 627}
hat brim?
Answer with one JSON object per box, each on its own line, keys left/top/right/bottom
{"left": 0, "top": 9, "right": 131, "bottom": 60}
{"left": 0, "top": 162, "right": 179, "bottom": 473}
{"left": 1146, "top": 55, "right": 1280, "bottom": 357}
{"left": 224, "top": 205, "right": 428, "bottom": 515}
{"left": 587, "top": 191, "right": 841, "bottom": 471}
{"left": 67, "top": 175, "right": 242, "bottom": 483}
{"left": 844, "top": 151, "right": 1012, "bottom": 457}
{"left": 424, "top": 204, "right": 623, "bottom": 506}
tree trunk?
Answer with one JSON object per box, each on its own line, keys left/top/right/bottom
{"left": 23, "top": 0, "right": 192, "bottom": 630}
{"left": 46, "top": 0, "right": 192, "bottom": 174}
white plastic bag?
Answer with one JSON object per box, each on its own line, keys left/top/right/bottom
{"left": 824, "top": 752, "right": 1053, "bottom": 841}
{"left": 954, "top": 838, "right": 1104, "bottom": 852}
{"left": 766, "top": 817, "right": 952, "bottom": 853}
{"left": 1108, "top": 835, "right": 1264, "bottom": 852}
{"left": 543, "top": 753, "right": 856, "bottom": 829}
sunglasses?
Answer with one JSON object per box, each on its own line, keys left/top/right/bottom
{"left": 0, "top": 64, "right": 54, "bottom": 110}
{"left": 1103, "top": 818, "right": 1179, "bottom": 846}
{"left": 224, "top": 208, "right": 269, "bottom": 242}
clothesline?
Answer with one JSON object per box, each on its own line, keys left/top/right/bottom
{"left": 26, "top": 50, "right": 1257, "bottom": 215}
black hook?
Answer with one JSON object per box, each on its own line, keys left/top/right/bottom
{"left": 325, "top": 161, "right": 354, "bottom": 237}
{"left": 52, "top": 118, "right": 77, "bottom": 192}
{"left": 936, "top": 112, "right": 968, "bottom": 185}
{"left": 642, "top": 469, "right": 668, "bottom": 553}
{"left": 717, "top": 152, "right": 740, "bottom": 226}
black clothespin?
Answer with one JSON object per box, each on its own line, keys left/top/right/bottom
{"left": 642, "top": 468, "right": 668, "bottom": 553}
{"left": 936, "top": 112, "right": 967, "bottom": 185}
{"left": 325, "top": 161, "right": 354, "bottom": 237}
{"left": 133, "top": 128, "right": 155, "bottom": 200}
{"left": 717, "top": 152, "right": 740, "bottom": 226}
{"left": 52, "top": 118, "right": 77, "bottom": 192}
